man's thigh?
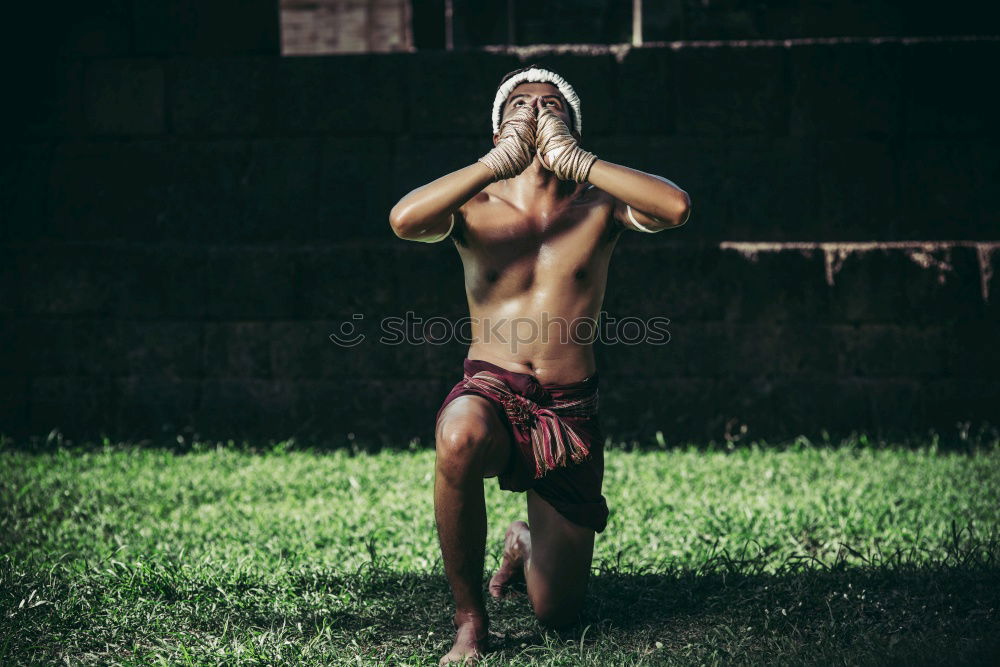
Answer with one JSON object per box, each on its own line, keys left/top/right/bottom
{"left": 524, "top": 488, "right": 596, "bottom": 619}
{"left": 435, "top": 394, "right": 513, "bottom": 479}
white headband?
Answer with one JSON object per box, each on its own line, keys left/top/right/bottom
{"left": 491, "top": 67, "right": 583, "bottom": 136}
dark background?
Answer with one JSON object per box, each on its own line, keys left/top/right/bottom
{"left": 2, "top": 1, "right": 998, "bottom": 447}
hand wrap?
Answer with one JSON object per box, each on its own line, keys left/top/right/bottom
{"left": 478, "top": 105, "right": 537, "bottom": 181}
{"left": 536, "top": 108, "right": 598, "bottom": 183}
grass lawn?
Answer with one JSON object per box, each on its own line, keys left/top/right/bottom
{"left": 2, "top": 436, "right": 999, "bottom": 665}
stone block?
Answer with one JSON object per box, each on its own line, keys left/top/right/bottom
{"left": 270, "top": 317, "right": 465, "bottom": 383}
{"left": 113, "top": 376, "right": 199, "bottom": 439}
{"left": 239, "top": 138, "right": 322, "bottom": 242}
{"left": 604, "top": 242, "right": 716, "bottom": 322}
{"left": 28, "top": 376, "right": 115, "bottom": 438}
{"left": 73, "top": 319, "right": 129, "bottom": 377}
{"left": 115, "top": 322, "right": 203, "bottom": 378}
{"left": 391, "top": 137, "right": 494, "bottom": 203}
{"left": 269, "top": 320, "right": 338, "bottom": 380}
{"left": 946, "top": 319, "right": 1000, "bottom": 378}
{"left": 48, "top": 140, "right": 178, "bottom": 241}
{"left": 617, "top": 49, "right": 676, "bottom": 135}
{"left": 789, "top": 42, "right": 903, "bottom": 137}
{"left": 586, "top": 135, "right": 727, "bottom": 237}
{"left": 51, "top": 139, "right": 253, "bottom": 243}
{"left": 19, "top": 59, "right": 87, "bottom": 137}
{"left": 897, "top": 139, "right": 999, "bottom": 238}
{"left": 274, "top": 54, "right": 408, "bottom": 135}
{"left": 2, "top": 143, "right": 53, "bottom": 242}
{"left": 0, "top": 376, "right": 29, "bottom": 432}
{"left": 902, "top": 41, "right": 999, "bottom": 138}
{"left": 166, "top": 140, "right": 253, "bottom": 242}
{"left": 813, "top": 138, "right": 898, "bottom": 240}
{"left": 406, "top": 52, "right": 522, "bottom": 136}
{"left": 0, "top": 318, "right": 80, "bottom": 376}
{"left": 827, "top": 245, "right": 987, "bottom": 324}
{"left": 841, "top": 324, "right": 954, "bottom": 378}
{"left": 722, "top": 136, "right": 820, "bottom": 240}
{"left": 917, "top": 378, "right": 1000, "bottom": 433}
{"left": 709, "top": 246, "right": 833, "bottom": 323}
{"left": 864, "top": 379, "right": 926, "bottom": 438}
{"left": 196, "top": 379, "right": 300, "bottom": 439}
{"left": 598, "top": 376, "right": 718, "bottom": 442}
{"left": 319, "top": 137, "right": 394, "bottom": 240}
{"left": 116, "top": 246, "right": 209, "bottom": 319}
{"left": 133, "top": 0, "right": 280, "bottom": 56}
{"left": 391, "top": 244, "right": 467, "bottom": 318}
{"left": 170, "top": 55, "right": 406, "bottom": 136}
{"left": 169, "top": 57, "right": 272, "bottom": 135}
{"left": 594, "top": 320, "right": 680, "bottom": 378}
{"left": 295, "top": 245, "right": 404, "bottom": 319}
{"left": 203, "top": 247, "right": 298, "bottom": 320}
{"left": 203, "top": 322, "right": 271, "bottom": 377}
{"left": 670, "top": 322, "right": 843, "bottom": 378}
{"left": 712, "top": 375, "right": 876, "bottom": 443}
{"left": 0, "top": 246, "right": 23, "bottom": 314}
{"left": 15, "top": 245, "right": 121, "bottom": 316}
{"left": 10, "top": 1, "right": 132, "bottom": 57}
{"left": 84, "top": 59, "right": 165, "bottom": 135}
{"left": 290, "top": 378, "right": 448, "bottom": 443}
{"left": 675, "top": 46, "right": 788, "bottom": 137}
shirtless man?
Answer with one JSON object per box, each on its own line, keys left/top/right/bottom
{"left": 389, "top": 65, "right": 691, "bottom": 664}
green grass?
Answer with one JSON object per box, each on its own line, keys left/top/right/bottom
{"left": 2, "top": 436, "right": 999, "bottom": 665}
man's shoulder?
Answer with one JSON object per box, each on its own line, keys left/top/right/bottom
{"left": 459, "top": 186, "right": 495, "bottom": 214}
{"left": 580, "top": 183, "right": 613, "bottom": 204}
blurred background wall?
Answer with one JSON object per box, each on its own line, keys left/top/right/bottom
{"left": 3, "top": 1, "right": 998, "bottom": 446}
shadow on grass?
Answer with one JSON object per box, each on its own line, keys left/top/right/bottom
{"left": 372, "top": 569, "right": 997, "bottom": 663}
{"left": 3, "top": 546, "right": 999, "bottom": 664}
{"left": 265, "top": 535, "right": 1000, "bottom": 664}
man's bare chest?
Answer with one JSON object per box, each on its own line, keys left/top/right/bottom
{"left": 459, "top": 188, "right": 614, "bottom": 247}
{"left": 455, "top": 193, "right": 618, "bottom": 301}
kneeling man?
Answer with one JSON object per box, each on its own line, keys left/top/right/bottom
{"left": 389, "top": 64, "right": 692, "bottom": 665}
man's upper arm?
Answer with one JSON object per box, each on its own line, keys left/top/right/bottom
{"left": 612, "top": 198, "right": 664, "bottom": 233}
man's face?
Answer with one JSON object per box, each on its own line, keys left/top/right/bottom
{"left": 494, "top": 82, "right": 579, "bottom": 146}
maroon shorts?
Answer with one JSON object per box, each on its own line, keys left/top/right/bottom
{"left": 436, "top": 357, "right": 610, "bottom": 533}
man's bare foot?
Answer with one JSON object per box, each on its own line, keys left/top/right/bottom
{"left": 439, "top": 613, "right": 489, "bottom": 666}
{"left": 489, "top": 520, "right": 531, "bottom": 599}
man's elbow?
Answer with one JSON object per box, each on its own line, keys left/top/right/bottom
{"left": 670, "top": 192, "right": 692, "bottom": 228}
{"left": 389, "top": 206, "right": 451, "bottom": 243}
{"left": 389, "top": 205, "right": 416, "bottom": 240}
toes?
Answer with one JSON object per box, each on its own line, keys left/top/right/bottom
{"left": 488, "top": 571, "right": 507, "bottom": 598}
{"left": 440, "top": 647, "right": 483, "bottom": 665}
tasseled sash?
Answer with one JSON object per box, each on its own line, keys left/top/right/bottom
{"left": 461, "top": 370, "right": 599, "bottom": 478}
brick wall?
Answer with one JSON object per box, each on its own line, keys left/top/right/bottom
{"left": 4, "top": 37, "right": 998, "bottom": 446}
{"left": 281, "top": 0, "right": 412, "bottom": 55}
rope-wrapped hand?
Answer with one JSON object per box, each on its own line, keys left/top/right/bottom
{"left": 536, "top": 108, "right": 598, "bottom": 183}
{"left": 478, "top": 104, "right": 537, "bottom": 181}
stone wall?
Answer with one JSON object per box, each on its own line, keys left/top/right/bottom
{"left": 281, "top": 0, "right": 412, "bottom": 55}
{"left": 4, "top": 32, "right": 998, "bottom": 446}
{"left": 419, "top": 0, "right": 1000, "bottom": 48}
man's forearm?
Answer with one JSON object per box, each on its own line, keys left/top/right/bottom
{"left": 389, "top": 162, "right": 495, "bottom": 241}
{"left": 586, "top": 159, "right": 691, "bottom": 229}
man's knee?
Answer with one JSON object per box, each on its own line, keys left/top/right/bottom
{"left": 435, "top": 419, "right": 492, "bottom": 482}
{"left": 532, "top": 598, "right": 584, "bottom": 630}
{"left": 529, "top": 578, "right": 588, "bottom": 629}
